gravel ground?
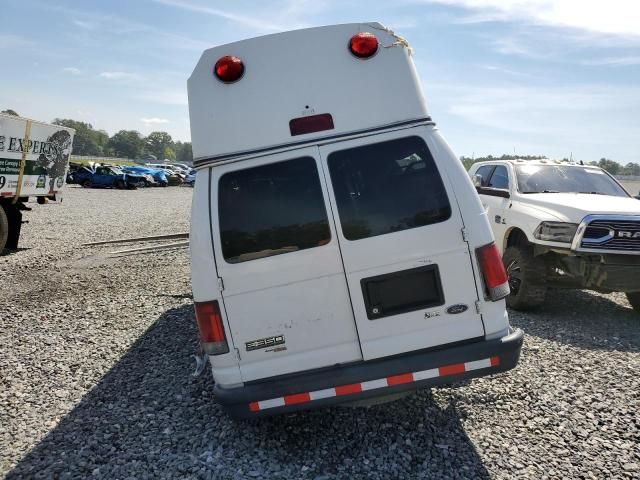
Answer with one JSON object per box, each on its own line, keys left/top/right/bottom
{"left": 1, "top": 187, "right": 638, "bottom": 479}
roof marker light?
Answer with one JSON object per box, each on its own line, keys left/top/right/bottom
{"left": 214, "top": 55, "right": 244, "bottom": 83}
{"left": 349, "top": 32, "right": 379, "bottom": 59}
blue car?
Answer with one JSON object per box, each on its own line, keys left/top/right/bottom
{"left": 72, "top": 166, "right": 147, "bottom": 189}
{"left": 184, "top": 168, "right": 196, "bottom": 186}
{"left": 122, "top": 166, "right": 169, "bottom": 187}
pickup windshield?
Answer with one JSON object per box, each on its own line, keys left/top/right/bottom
{"left": 515, "top": 165, "right": 628, "bottom": 197}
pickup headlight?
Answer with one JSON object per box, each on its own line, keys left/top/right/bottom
{"left": 533, "top": 222, "right": 578, "bottom": 243}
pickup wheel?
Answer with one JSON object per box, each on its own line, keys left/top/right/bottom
{"left": 625, "top": 292, "right": 640, "bottom": 313}
{"left": 502, "top": 245, "right": 546, "bottom": 310}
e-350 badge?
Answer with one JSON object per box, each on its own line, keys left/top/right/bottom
{"left": 245, "top": 335, "right": 285, "bottom": 351}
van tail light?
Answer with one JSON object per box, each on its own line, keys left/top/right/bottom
{"left": 349, "top": 32, "right": 378, "bottom": 58}
{"left": 289, "top": 113, "right": 334, "bottom": 136}
{"left": 476, "top": 243, "right": 510, "bottom": 301}
{"left": 195, "top": 300, "right": 229, "bottom": 355}
{"left": 214, "top": 55, "right": 244, "bottom": 83}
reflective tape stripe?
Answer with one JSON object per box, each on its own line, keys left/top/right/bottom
{"left": 248, "top": 356, "right": 499, "bottom": 412}
{"left": 309, "top": 388, "right": 336, "bottom": 400}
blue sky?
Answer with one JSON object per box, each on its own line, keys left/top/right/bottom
{"left": 1, "top": 0, "right": 639, "bottom": 163}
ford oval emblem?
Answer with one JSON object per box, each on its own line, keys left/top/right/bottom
{"left": 447, "top": 304, "right": 468, "bottom": 315}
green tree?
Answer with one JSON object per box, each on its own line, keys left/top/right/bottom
{"left": 163, "top": 146, "right": 176, "bottom": 160}
{"left": 621, "top": 162, "right": 640, "bottom": 176}
{"left": 145, "top": 131, "right": 173, "bottom": 159}
{"left": 108, "top": 130, "right": 144, "bottom": 158}
{"left": 460, "top": 154, "right": 546, "bottom": 171}
{"left": 1, "top": 109, "right": 19, "bottom": 116}
{"left": 597, "top": 158, "right": 620, "bottom": 175}
{"left": 174, "top": 141, "right": 193, "bottom": 164}
{"left": 53, "top": 119, "right": 105, "bottom": 156}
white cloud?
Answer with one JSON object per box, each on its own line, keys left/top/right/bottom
{"left": 72, "top": 19, "right": 94, "bottom": 30}
{"left": 0, "top": 34, "right": 35, "bottom": 49}
{"left": 481, "top": 65, "right": 532, "bottom": 77}
{"left": 426, "top": 0, "right": 640, "bottom": 38}
{"left": 141, "top": 117, "right": 170, "bottom": 125}
{"left": 421, "top": 82, "right": 640, "bottom": 162}
{"left": 151, "top": 0, "right": 309, "bottom": 33}
{"left": 136, "top": 89, "right": 188, "bottom": 106}
{"left": 99, "top": 71, "right": 142, "bottom": 81}
{"left": 153, "top": 0, "right": 284, "bottom": 31}
{"left": 581, "top": 56, "right": 640, "bottom": 66}
{"left": 63, "top": 67, "right": 82, "bottom": 75}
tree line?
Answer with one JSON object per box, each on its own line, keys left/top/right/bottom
{"left": 1, "top": 109, "right": 192, "bottom": 164}
{"left": 52, "top": 119, "right": 192, "bottom": 164}
{"left": 461, "top": 154, "right": 640, "bottom": 176}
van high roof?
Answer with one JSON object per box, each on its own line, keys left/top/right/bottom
{"left": 188, "top": 22, "right": 430, "bottom": 165}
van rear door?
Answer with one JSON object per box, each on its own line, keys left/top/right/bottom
{"left": 319, "top": 132, "right": 485, "bottom": 360}
{"left": 211, "top": 147, "right": 363, "bottom": 382}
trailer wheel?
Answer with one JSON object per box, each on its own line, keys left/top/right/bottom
{"left": 502, "top": 245, "right": 546, "bottom": 310}
{"left": 0, "top": 205, "right": 8, "bottom": 253}
{"left": 625, "top": 292, "right": 640, "bottom": 314}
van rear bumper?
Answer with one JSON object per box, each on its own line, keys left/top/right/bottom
{"left": 214, "top": 328, "right": 524, "bottom": 419}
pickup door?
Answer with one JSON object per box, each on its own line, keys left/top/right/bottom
{"left": 473, "top": 164, "right": 512, "bottom": 250}
{"left": 319, "top": 132, "right": 485, "bottom": 360}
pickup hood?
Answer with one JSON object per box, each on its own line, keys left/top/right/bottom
{"left": 521, "top": 193, "right": 640, "bottom": 222}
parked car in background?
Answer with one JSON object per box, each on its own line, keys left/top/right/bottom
{"left": 184, "top": 169, "right": 196, "bottom": 186}
{"left": 469, "top": 159, "right": 640, "bottom": 312}
{"left": 145, "top": 164, "right": 185, "bottom": 185}
{"left": 122, "top": 166, "right": 169, "bottom": 187}
{"left": 169, "top": 163, "right": 192, "bottom": 172}
{"left": 72, "top": 165, "right": 147, "bottom": 189}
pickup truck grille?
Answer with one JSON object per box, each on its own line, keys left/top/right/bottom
{"left": 581, "top": 219, "right": 640, "bottom": 252}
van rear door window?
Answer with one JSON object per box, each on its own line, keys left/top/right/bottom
{"left": 327, "top": 136, "right": 451, "bottom": 241}
{"left": 218, "top": 157, "right": 331, "bottom": 263}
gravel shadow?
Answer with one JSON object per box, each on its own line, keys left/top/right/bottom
{"left": 509, "top": 288, "right": 639, "bottom": 352}
{"left": 7, "top": 305, "right": 490, "bottom": 480}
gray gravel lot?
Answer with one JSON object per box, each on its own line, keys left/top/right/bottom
{"left": 1, "top": 187, "right": 638, "bottom": 479}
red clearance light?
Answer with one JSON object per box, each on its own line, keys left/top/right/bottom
{"left": 476, "top": 243, "right": 510, "bottom": 301}
{"left": 194, "top": 300, "right": 229, "bottom": 355}
{"left": 289, "top": 113, "right": 334, "bottom": 136}
{"left": 214, "top": 55, "right": 244, "bottom": 83}
{"left": 349, "top": 32, "right": 378, "bottom": 58}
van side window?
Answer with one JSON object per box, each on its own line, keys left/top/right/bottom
{"left": 475, "top": 165, "right": 494, "bottom": 187}
{"left": 327, "top": 136, "right": 451, "bottom": 241}
{"left": 487, "top": 165, "right": 509, "bottom": 189}
{"left": 218, "top": 157, "right": 331, "bottom": 263}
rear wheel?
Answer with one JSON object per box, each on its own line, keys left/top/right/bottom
{"left": 81, "top": 180, "right": 92, "bottom": 188}
{"left": 625, "top": 292, "right": 640, "bottom": 313}
{"left": 115, "top": 179, "right": 126, "bottom": 189}
{"left": 502, "top": 245, "right": 546, "bottom": 310}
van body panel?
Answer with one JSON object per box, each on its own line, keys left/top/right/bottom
{"left": 187, "top": 22, "right": 521, "bottom": 415}
{"left": 188, "top": 23, "right": 428, "bottom": 161}
{"left": 216, "top": 328, "right": 524, "bottom": 418}
{"left": 318, "top": 129, "right": 485, "bottom": 360}
{"left": 210, "top": 147, "right": 363, "bottom": 382}
{"left": 190, "top": 169, "right": 244, "bottom": 386}
{"left": 423, "top": 130, "right": 510, "bottom": 336}
{"left": 190, "top": 169, "right": 218, "bottom": 303}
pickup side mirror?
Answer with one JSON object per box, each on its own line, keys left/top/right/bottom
{"left": 476, "top": 186, "right": 511, "bottom": 199}
{"left": 471, "top": 174, "right": 483, "bottom": 188}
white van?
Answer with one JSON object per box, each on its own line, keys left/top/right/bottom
{"left": 188, "top": 23, "right": 523, "bottom": 418}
